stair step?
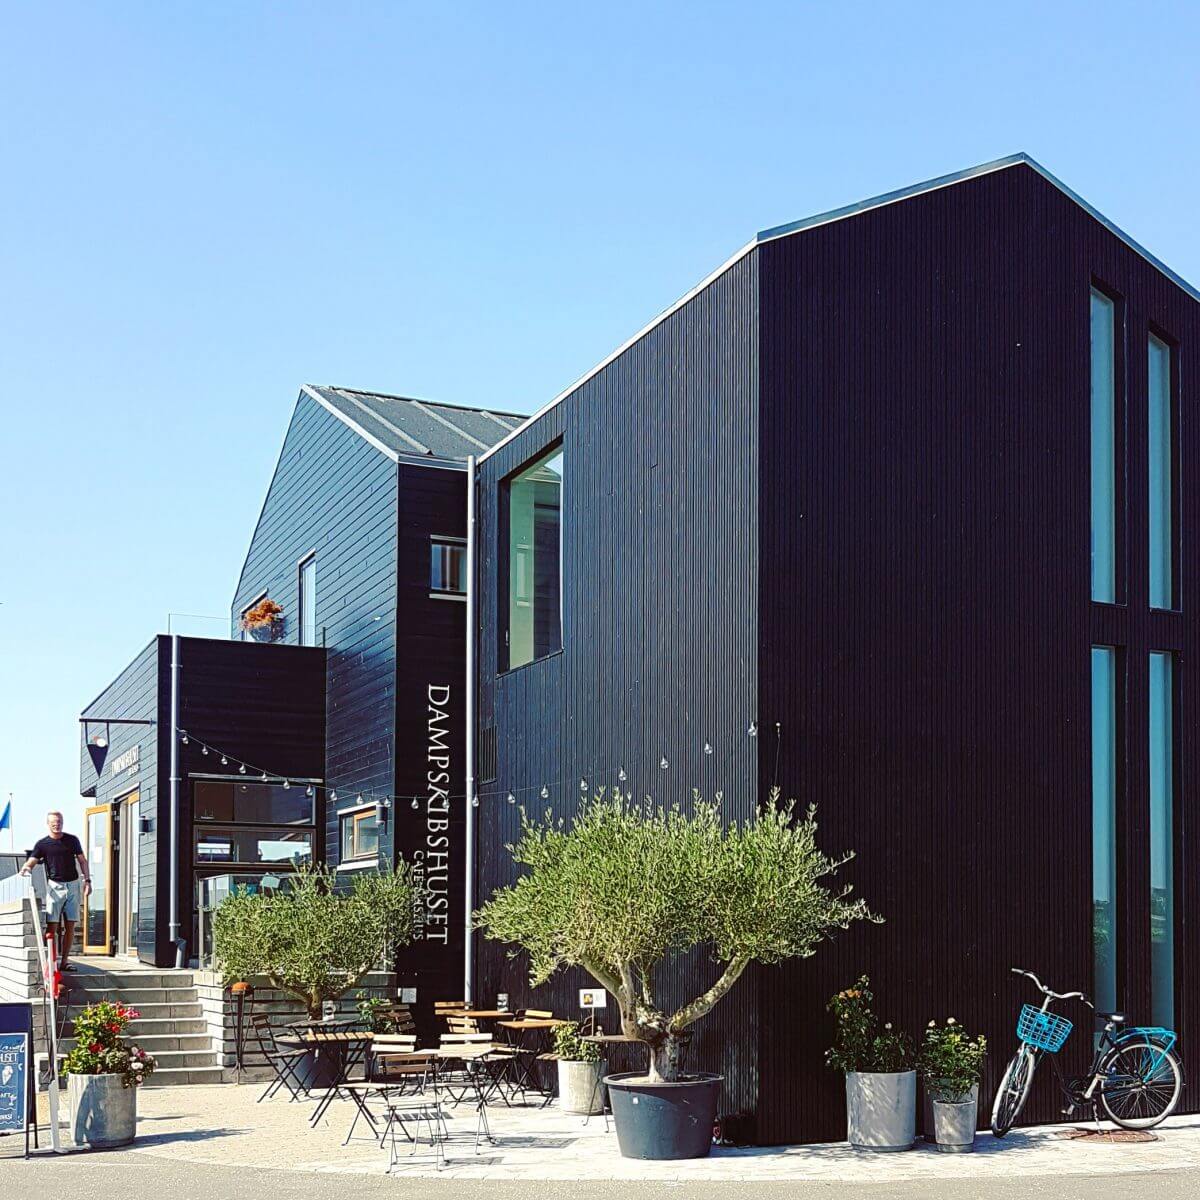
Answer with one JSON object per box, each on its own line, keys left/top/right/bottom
{"left": 119, "top": 1017, "right": 208, "bottom": 1036}
{"left": 61, "top": 987, "right": 198, "bottom": 1007}
{"left": 61, "top": 1033, "right": 212, "bottom": 1053}
{"left": 141, "top": 1066, "right": 226, "bottom": 1087}
{"left": 67, "top": 1001, "right": 203, "bottom": 1023}
{"left": 66, "top": 972, "right": 195, "bottom": 991}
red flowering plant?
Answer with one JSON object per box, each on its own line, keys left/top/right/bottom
{"left": 62, "top": 1000, "right": 156, "bottom": 1087}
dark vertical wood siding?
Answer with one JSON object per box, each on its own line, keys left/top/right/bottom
{"left": 390, "top": 464, "right": 469, "bottom": 1038}
{"left": 232, "top": 392, "right": 400, "bottom": 866}
{"left": 79, "top": 638, "right": 162, "bottom": 964}
{"left": 756, "top": 162, "right": 1200, "bottom": 1142}
{"left": 476, "top": 253, "right": 762, "bottom": 1115}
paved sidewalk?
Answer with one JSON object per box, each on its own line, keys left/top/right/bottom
{"left": 92, "top": 1084, "right": 1200, "bottom": 1182}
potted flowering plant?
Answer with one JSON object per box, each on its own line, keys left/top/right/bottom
{"left": 62, "top": 1000, "right": 156, "bottom": 1147}
{"left": 239, "top": 597, "right": 284, "bottom": 642}
{"left": 551, "top": 1021, "right": 604, "bottom": 1114}
{"left": 827, "top": 976, "right": 915, "bottom": 1152}
{"left": 919, "top": 1018, "right": 987, "bottom": 1152}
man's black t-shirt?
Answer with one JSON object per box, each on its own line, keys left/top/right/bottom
{"left": 32, "top": 834, "right": 84, "bottom": 883}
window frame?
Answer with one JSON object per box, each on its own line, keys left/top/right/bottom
{"left": 339, "top": 804, "right": 380, "bottom": 863}
{"left": 239, "top": 590, "right": 268, "bottom": 642}
{"left": 1089, "top": 281, "right": 1127, "bottom": 607}
{"left": 499, "top": 440, "right": 565, "bottom": 673}
{"left": 298, "top": 553, "right": 317, "bottom": 646}
{"left": 1147, "top": 326, "right": 1180, "bottom": 612}
{"left": 429, "top": 535, "right": 468, "bottom": 602}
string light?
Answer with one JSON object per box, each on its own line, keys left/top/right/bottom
{"left": 579, "top": 778, "right": 588, "bottom": 792}
{"left": 540, "top": 785, "right": 549, "bottom": 799}
{"left": 239, "top": 763, "right": 247, "bottom": 775}
{"left": 660, "top": 756, "right": 669, "bottom": 769}
{"left": 411, "top": 797, "right": 419, "bottom": 810}
{"left": 282, "top": 780, "right": 290, "bottom": 790}
{"left": 471, "top": 796, "right": 480, "bottom": 807}
{"left": 747, "top": 722, "right": 758, "bottom": 737}
{"left": 261, "top": 773, "right": 269, "bottom": 783}
{"left": 703, "top": 742, "right": 713, "bottom": 755}
{"left": 306, "top": 786, "right": 314, "bottom": 798}
{"left": 618, "top": 767, "right": 627, "bottom": 782}
{"left": 330, "top": 791, "right": 338, "bottom": 802}
{"left": 202, "top": 745, "right": 209, "bottom": 756}
{"left": 180, "top": 733, "right": 189, "bottom": 745}
{"left": 220, "top": 755, "right": 228, "bottom": 765}
{"left": 356, "top": 794, "right": 363, "bottom": 804}
{"left": 506, "top": 792, "right": 515, "bottom": 804}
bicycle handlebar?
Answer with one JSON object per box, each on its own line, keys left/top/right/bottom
{"left": 1010, "top": 967, "right": 1093, "bottom": 1007}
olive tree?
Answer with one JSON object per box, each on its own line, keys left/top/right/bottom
{"left": 213, "top": 864, "right": 417, "bottom": 1018}
{"left": 476, "top": 789, "right": 877, "bottom": 1082}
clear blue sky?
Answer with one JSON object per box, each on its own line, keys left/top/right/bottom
{"left": 2, "top": 1, "right": 1199, "bottom": 852}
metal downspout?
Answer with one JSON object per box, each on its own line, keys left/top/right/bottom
{"left": 168, "top": 634, "right": 184, "bottom": 967}
{"left": 464, "top": 456, "right": 477, "bottom": 1003}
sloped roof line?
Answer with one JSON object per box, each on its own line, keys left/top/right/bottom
{"left": 477, "top": 408, "right": 523, "bottom": 431}
{"left": 331, "top": 388, "right": 433, "bottom": 455}
{"left": 478, "top": 152, "right": 1200, "bottom": 466}
{"left": 408, "top": 398, "right": 492, "bottom": 450}
{"left": 300, "top": 384, "right": 400, "bottom": 463}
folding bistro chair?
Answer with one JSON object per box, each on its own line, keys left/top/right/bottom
{"left": 340, "top": 1034, "right": 434, "bottom": 1145}
{"left": 249, "top": 1013, "right": 309, "bottom": 1103}
{"left": 509, "top": 1009, "right": 557, "bottom": 1103}
{"left": 384, "top": 1099, "right": 450, "bottom": 1172}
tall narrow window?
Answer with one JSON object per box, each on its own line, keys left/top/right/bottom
{"left": 1149, "top": 652, "right": 1174, "bottom": 1027}
{"left": 1091, "top": 646, "right": 1118, "bottom": 1012}
{"left": 1148, "top": 335, "right": 1173, "bottom": 609}
{"left": 1090, "top": 289, "right": 1117, "bottom": 602}
{"left": 505, "top": 445, "right": 564, "bottom": 669}
{"left": 299, "top": 555, "right": 317, "bottom": 646}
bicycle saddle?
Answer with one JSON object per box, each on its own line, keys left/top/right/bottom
{"left": 1098, "top": 1011, "right": 1127, "bottom": 1024}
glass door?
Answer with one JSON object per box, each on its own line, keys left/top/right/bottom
{"left": 119, "top": 791, "right": 140, "bottom": 956}
{"left": 83, "top": 804, "right": 112, "bottom": 955}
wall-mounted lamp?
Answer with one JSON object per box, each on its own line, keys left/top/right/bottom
{"left": 139, "top": 815, "right": 152, "bottom": 834}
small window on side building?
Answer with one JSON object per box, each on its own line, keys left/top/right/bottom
{"left": 430, "top": 538, "right": 467, "bottom": 598}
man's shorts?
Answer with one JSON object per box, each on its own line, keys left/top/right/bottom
{"left": 45, "top": 879, "right": 81, "bottom": 923}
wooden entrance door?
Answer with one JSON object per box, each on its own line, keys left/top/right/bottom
{"left": 82, "top": 804, "right": 112, "bottom": 955}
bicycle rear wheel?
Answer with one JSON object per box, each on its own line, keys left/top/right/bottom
{"left": 990, "top": 1045, "right": 1036, "bottom": 1137}
{"left": 1099, "top": 1040, "right": 1182, "bottom": 1129}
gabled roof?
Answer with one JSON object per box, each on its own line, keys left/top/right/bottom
{"left": 303, "top": 384, "right": 524, "bottom": 465}
{"left": 478, "top": 153, "right": 1200, "bottom": 465}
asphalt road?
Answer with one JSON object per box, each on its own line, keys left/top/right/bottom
{"left": 0, "top": 1148, "right": 1194, "bottom": 1200}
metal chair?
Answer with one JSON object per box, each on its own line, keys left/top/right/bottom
{"left": 249, "top": 1014, "right": 309, "bottom": 1103}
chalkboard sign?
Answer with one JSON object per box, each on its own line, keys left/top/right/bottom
{"left": 0, "top": 1002, "right": 35, "bottom": 1155}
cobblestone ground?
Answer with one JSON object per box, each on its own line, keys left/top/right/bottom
{"left": 4, "top": 1083, "right": 1197, "bottom": 1186}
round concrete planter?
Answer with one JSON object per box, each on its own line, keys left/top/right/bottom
{"left": 557, "top": 1059, "right": 604, "bottom": 1114}
{"left": 845, "top": 1071, "right": 916, "bottom": 1152}
{"left": 931, "top": 1091, "right": 979, "bottom": 1153}
{"left": 68, "top": 1072, "right": 137, "bottom": 1149}
{"left": 605, "top": 1071, "right": 723, "bottom": 1159}
{"left": 922, "top": 1082, "right": 978, "bottom": 1148}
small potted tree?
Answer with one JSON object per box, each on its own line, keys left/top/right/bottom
{"left": 213, "top": 864, "right": 416, "bottom": 1085}
{"left": 827, "top": 977, "right": 915, "bottom": 1152}
{"left": 63, "top": 1000, "right": 156, "bottom": 1148}
{"left": 919, "top": 1018, "right": 987, "bottom": 1152}
{"left": 477, "top": 789, "right": 876, "bottom": 1159}
{"left": 552, "top": 1021, "right": 604, "bottom": 1114}
{"left": 239, "top": 597, "right": 285, "bottom": 642}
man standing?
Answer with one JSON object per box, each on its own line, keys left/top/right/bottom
{"left": 21, "top": 811, "right": 91, "bottom": 970}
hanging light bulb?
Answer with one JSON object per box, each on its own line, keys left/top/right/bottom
{"left": 747, "top": 722, "right": 758, "bottom": 737}
{"left": 506, "top": 792, "right": 515, "bottom": 804}
{"left": 180, "top": 733, "right": 189, "bottom": 745}
{"left": 261, "top": 773, "right": 269, "bottom": 783}
{"left": 618, "top": 767, "right": 627, "bottom": 782}
{"left": 282, "top": 779, "right": 290, "bottom": 790}
{"left": 239, "top": 763, "right": 247, "bottom": 774}
{"left": 305, "top": 786, "right": 314, "bottom": 798}
{"left": 330, "top": 790, "right": 338, "bottom": 803}
{"left": 411, "top": 797, "right": 419, "bottom": 810}
{"left": 540, "top": 785, "right": 549, "bottom": 799}
{"left": 220, "top": 755, "right": 228, "bottom": 765}
{"left": 660, "top": 756, "right": 669, "bottom": 769}
{"left": 579, "top": 777, "right": 588, "bottom": 792}
{"left": 471, "top": 796, "right": 480, "bottom": 808}
{"left": 356, "top": 793, "right": 363, "bottom": 804}
{"left": 703, "top": 741, "right": 713, "bottom": 755}
{"left": 201, "top": 745, "right": 209, "bottom": 756}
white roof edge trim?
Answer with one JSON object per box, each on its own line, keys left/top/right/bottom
{"left": 478, "top": 153, "right": 1200, "bottom": 466}
{"left": 302, "top": 385, "right": 400, "bottom": 463}
{"left": 476, "top": 238, "right": 758, "bottom": 465}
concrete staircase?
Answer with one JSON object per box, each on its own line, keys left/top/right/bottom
{"left": 59, "top": 966, "right": 223, "bottom": 1086}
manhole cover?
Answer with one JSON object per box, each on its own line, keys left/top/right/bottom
{"left": 1056, "top": 1127, "right": 1159, "bottom": 1144}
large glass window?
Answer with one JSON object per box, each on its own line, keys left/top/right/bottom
{"left": 430, "top": 538, "right": 467, "bottom": 596}
{"left": 340, "top": 808, "right": 379, "bottom": 861}
{"left": 194, "top": 827, "right": 313, "bottom": 866}
{"left": 193, "top": 780, "right": 314, "bottom": 826}
{"left": 505, "top": 445, "right": 564, "bottom": 669}
{"left": 1090, "top": 289, "right": 1117, "bottom": 603}
{"left": 1148, "top": 335, "right": 1173, "bottom": 609}
{"left": 1149, "top": 652, "right": 1174, "bottom": 1027}
{"left": 1091, "top": 646, "right": 1118, "bottom": 1012}
{"left": 299, "top": 555, "right": 317, "bottom": 645}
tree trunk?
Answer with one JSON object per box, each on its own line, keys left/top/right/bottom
{"left": 646, "top": 1031, "right": 688, "bottom": 1083}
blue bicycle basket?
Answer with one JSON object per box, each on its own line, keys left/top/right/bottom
{"left": 1018, "top": 1004, "right": 1073, "bottom": 1053}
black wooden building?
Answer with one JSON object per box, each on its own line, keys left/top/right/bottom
{"left": 80, "top": 385, "right": 521, "bottom": 1026}
{"left": 471, "top": 155, "right": 1200, "bottom": 1143}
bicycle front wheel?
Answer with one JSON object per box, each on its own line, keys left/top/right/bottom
{"left": 990, "top": 1045, "right": 1036, "bottom": 1137}
{"left": 1099, "top": 1040, "right": 1183, "bottom": 1129}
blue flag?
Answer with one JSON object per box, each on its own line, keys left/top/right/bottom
{"left": 0, "top": 801, "right": 9, "bottom": 832}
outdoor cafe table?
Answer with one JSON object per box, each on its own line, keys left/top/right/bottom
{"left": 276, "top": 1030, "right": 374, "bottom": 1125}
{"left": 497, "top": 1018, "right": 565, "bottom": 1099}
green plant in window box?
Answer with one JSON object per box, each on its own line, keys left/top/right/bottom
{"left": 212, "top": 863, "right": 418, "bottom": 1018}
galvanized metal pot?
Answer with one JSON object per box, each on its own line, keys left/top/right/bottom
{"left": 845, "top": 1070, "right": 916, "bottom": 1152}
{"left": 68, "top": 1072, "right": 137, "bottom": 1148}
{"left": 605, "top": 1071, "right": 723, "bottom": 1159}
{"left": 923, "top": 1082, "right": 978, "bottom": 1147}
{"left": 557, "top": 1059, "right": 604, "bottom": 1114}
{"left": 931, "top": 1090, "right": 979, "bottom": 1153}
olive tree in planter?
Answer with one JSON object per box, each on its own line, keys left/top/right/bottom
{"left": 213, "top": 864, "right": 416, "bottom": 1084}
{"left": 63, "top": 1000, "right": 156, "bottom": 1148}
{"left": 827, "top": 976, "right": 916, "bottom": 1152}
{"left": 477, "top": 790, "right": 876, "bottom": 1159}
{"left": 919, "top": 1019, "right": 987, "bottom": 1152}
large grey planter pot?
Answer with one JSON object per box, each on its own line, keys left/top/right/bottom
{"left": 557, "top": 1059, "right": 604, "bottom": 1114}
{"left": 845, "top": 1071, "right": 916, "bottom": 1152}
{"left": 68, "top": 1072, "right": 137, "bottom": 1149}
{"left": 923, "top": 1082, "right": 978, "bottom": 1146}
{"left": 931, "top": 1092, "right": 979, "bottom": 1153}
{"left": 605, "top": 1071, "right": 722, "bottom": 1159}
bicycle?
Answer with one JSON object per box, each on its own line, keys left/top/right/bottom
{"left": 990, "top": 967, "right": 1183, "bottom": 1136}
